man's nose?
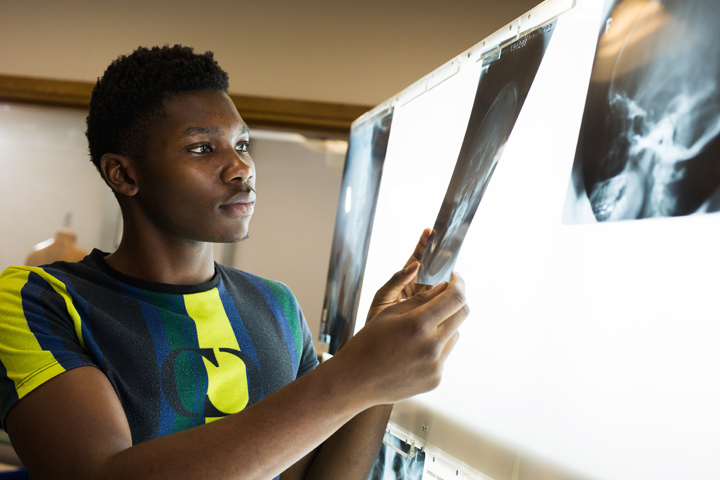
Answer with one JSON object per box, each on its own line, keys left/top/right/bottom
{"left": 221, "top": 148, "right": 254, "bottom": 184}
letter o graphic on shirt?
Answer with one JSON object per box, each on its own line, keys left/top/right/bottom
{"left": 161, "top": 348, "right": 262, "bottom": 418}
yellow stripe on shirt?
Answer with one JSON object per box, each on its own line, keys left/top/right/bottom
{"left": 0, "top": 267, "right": 84, "bottom": 400}
{"left": 184, "top": 288, "right": 249, "bottom": 421}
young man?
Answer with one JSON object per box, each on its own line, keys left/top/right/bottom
{"left": 0, "top": 45, "right": 468, "bottom": 479}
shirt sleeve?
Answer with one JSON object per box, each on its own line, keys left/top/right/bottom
{"left": 296, "top": 304, "right": 319, "bottom": 378}
{"left": 0, "top": 266, "right": 95, "bottom": 429}
{"left": 262, "top": 278, "right": 319, "bottom": 379}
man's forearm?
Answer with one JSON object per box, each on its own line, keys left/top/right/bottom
{"left": 300, "top": 404, "right": 393, "bottom": 479}
{"left": 98, "top": 360, "right": 369, "bottom": 480}
{"left": 9, "top": 361, "right": 371, "bottom": 480}
{"left": 296, "top": 338, "right": 394, "bottom": 478}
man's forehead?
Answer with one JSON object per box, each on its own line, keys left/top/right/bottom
{"left": 160, "top": 89, "right": 245, "bottom": 129}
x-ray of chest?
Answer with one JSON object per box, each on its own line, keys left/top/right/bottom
{"left": 564, "top": 0, "right": 720, "bottom": 223}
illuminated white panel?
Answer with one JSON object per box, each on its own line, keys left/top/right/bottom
{"left": 351, "top": 0, "right": 720, "bottom": 479}
{"left": 354, "top": 59, "right": 481, "bottom": 332}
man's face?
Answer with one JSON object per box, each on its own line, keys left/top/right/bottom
{"left": 131, "top": 89, "right": 256, "bottom": 244}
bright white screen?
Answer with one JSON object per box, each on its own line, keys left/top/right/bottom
{"left": 355, "top": 64, "right": 480, "bottom": 328}
{"left": 354, "top": 1, "right": 720, "bottom": 479}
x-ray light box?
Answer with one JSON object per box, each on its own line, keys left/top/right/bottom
{"left": 322, "top": 0, "right": 720, "bottom": 478}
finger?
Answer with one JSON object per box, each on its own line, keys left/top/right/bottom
{"left": 397, "top": 228, "right": 435, "bottom": 300}
{"left": 372, "top": 261, "right": 421, "bottom": 307}
{"left": 437, "top": 303, "right": 469, "bottom": 343}
{"left": 398, "top": 273, "right": 466, "bottom": 327}
{"left": 405, "top": 228, "right": 435, "bottom": 267}
{"left": 401, "top": 281, "right": 431, "bottom": 300}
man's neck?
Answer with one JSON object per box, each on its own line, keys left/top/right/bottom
{"left": 104, "top": 238, "right": 216, "bottom": 286}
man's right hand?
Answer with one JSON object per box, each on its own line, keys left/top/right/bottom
{"left": 331, "top": 269, "right": 469, "bottom": 406}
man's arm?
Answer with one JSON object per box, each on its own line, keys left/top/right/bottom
{"left": 289, "top": 229, "right": 438, "bottom": 480}
{"left": 6, "top": 267, "right": 467, "bottom": 480}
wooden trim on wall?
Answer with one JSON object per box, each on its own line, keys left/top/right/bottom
{"left": 0, "top": 74, "right": 371, "bottom": 137}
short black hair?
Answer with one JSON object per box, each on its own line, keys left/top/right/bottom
{"left": 86, "top": 45, "right": 230, "bottom": 171}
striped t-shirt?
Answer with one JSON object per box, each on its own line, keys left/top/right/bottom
{"left": 0, "top": 249, "right": 318, "bottom": 443}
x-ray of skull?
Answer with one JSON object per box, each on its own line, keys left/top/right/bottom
{"left": 564, "top": 0, "right": 720, "bottom": 223}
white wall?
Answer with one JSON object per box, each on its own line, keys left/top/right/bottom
{"left": 0, "top": 102, "right": 119, "bottom": 267}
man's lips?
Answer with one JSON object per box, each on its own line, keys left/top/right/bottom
{"left": 220, "top": 202, "right": 254, "bottom": 216}
{"left": 220, "top": 191, "right": 256, "bottom": 216}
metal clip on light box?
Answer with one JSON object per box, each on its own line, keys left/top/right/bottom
{"left": 382, "top": 438, "right": 417, "bottom": 460}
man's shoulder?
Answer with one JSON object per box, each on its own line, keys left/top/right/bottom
{"left": 1, "top": 258, "right": 93, "bottom": 289}
{"left": 0, "top": 252, "right": 124, "bottom": 311}
{"left": 215, "top": 264, "right": 298, "bottom": 304}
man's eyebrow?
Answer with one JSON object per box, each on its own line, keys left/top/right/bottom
{"left": 182, "top": 126, "right": 221, "bottom": 137}
{"left": 181, "top": 124, "right": 249, "bottom": 137}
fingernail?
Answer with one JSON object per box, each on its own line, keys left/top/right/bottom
{"left": 403, "top": 261, "right": 420, "bottom": 274}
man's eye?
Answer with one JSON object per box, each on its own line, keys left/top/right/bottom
{"left": 188, "top": 144, "right": 212, "bottom": 154}
{"left": 235, "top": 142, "right": 251, "bottom": 153}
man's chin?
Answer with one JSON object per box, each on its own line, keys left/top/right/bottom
{"left": 201, "top": 218, "right": 252, "bottom": 243}
{"left": 205, "top": 229, "right": 250, "bottom": 244}
{"left": 227, "top": 231, "right": 250, "bottom": 243}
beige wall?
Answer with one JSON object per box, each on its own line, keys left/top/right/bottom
{"left": 0, "top": 0, "right": 540, "bottom": 105}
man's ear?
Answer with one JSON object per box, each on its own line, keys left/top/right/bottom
{"left": 100, "top": 153, "right": 139, "bottom": 197}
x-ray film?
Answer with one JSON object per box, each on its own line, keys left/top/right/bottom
{"left": 368, "top": 431, "right": 426, "bottom": 480}
{"left": 418, "top": 21, "right": 557, "bottom": 285}
{"left": 319, "top": 108, "right": 393, "bottom": 353}
{"left": 563, "top": 0, "right": 720, "bottom": 223}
